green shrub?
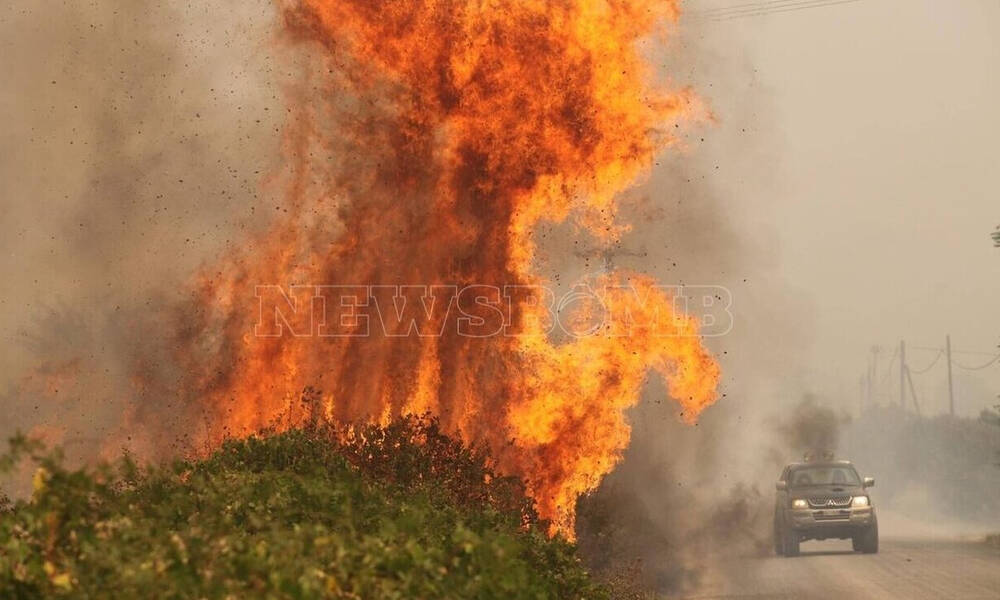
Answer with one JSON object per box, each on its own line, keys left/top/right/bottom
{"left": 0, "top": 417, "right": 606, "bottom": 599}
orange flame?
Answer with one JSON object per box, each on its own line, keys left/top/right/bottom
{"left": 162, "top": 0, "right": 719, "bottom": 536}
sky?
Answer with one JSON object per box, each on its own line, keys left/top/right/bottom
{"left": 678, "top": 0, "right": 1000, "bottom": 416}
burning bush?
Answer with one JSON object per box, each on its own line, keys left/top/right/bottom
{"left": 0, "top": 417, "right": 606, "bottom": 598}
{"left": 124, "top": 0, "right": 721, "bottom": 539}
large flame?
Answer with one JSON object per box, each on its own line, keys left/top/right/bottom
{"left": 161, "top": 0, "right": 720, "bottom": 535}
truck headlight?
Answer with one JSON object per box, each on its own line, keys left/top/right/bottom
{"left": 792, "top": 499, "right": 808, "bottom": 509}
{"left": 852, "top": 495, "right": 869, "bottom": 507}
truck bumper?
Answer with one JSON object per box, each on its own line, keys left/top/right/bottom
{"left": 788, "top": 507, "right": 874, "bottom": 539}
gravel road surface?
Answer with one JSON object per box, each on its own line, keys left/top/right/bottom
{"left": 672, "top": 538, "right": 1000, "bottom": 599}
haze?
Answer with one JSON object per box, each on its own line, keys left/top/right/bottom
{"left": 683, "top": 0, "right": 1000, "bottom": 416}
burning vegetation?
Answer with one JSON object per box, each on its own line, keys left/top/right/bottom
{"left": 114, "top": 0, "right": 723, "bottom": 537}
{"left": 0, "top": 9, "right": 722, "bottom": 598}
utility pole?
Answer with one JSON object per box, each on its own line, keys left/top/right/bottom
{"left": 871, "top": 346, "right": 880, "bottom": 406}
{"left": 899, "top": 340, "right": 906, "bottom": 410}
{"left": 866, "top": 363, "right": 873, "bottom": 411}
{"left": 573, "top": 242, "right": 647, "bottom": 274}
{"left": 859, "top": 375, "right": 865, "bottom": 417}
{"left": 904, "top": 363, "right": 922, "bottom": 417}
{"left": 865, "top": 363, "right": 872, "bottom": 410}
{"left": 946, "top": 334, "right": 955, "bottom": 417}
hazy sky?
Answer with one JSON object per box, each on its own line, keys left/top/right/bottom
{"left": 682, "top": 0, "right": 1000, "bottom": 416}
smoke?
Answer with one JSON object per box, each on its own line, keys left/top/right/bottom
{"left": 0, "top": 1, "right": 792, "bottom": 578}
{"left": 774, "top": 394, "right": 852, "bottom": 459}
{"left": 567, "top": 9, "right": 822, "bottom": 595}
{"left": 577, "top": 396, "right": 843, "bottom": 594}
{"left": 0, "top": 0, "right": 828, "bottom": 584}
{"left": 3, "top": 1, "right": 726, "bottom": 536}
{"left": 843, "top": 407, "right": 1000, "bottom": 537}
{"left": 0, "top": 0, "right": 281, "bottom": 472}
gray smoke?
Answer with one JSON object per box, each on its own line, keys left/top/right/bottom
{"left": 576, "top": 394, "right": 845, "bottom": 594}
{"left": 774, "top": 394, "right": 852, "bottom": 460}
{"left": 0, "top": 0, "right": 281, "bottom": 484}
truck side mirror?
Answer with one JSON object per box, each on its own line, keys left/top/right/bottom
{"left": 776, "top": 481, "right": 787, "bottom": 491}
{"left": 863, "top": 477, "right": 875, "bottom": 488}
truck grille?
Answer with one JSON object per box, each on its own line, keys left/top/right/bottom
{"left": 807, "top": 496, "right": 852, "bottom": 508}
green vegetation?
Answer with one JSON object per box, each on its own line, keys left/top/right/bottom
{"left": 0, "top": 418, "right": 607, "bottom": 599}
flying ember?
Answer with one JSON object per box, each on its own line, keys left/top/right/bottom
{"left": 170, "top": 0, "right": 721, "bottom": 536}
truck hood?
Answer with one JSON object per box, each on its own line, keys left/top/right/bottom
{"left": 789, "top": 485, "right": 866, "bottom": 499}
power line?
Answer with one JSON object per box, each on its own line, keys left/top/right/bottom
{"left": 951, "top": 353, "right": 1000, "bottom": 371}
{"left": 867, "top": 337, "right": 999, "bottom": 417}
{"left": 693, "top": 0, "right": 863, "bottom": 21}
{"left": 693, "top": 0, "right": 851, "bottom": 16}
{"left": 877, "top": 346, "right": 898, "bottom": 386}
{"left": 912, "top": 345, "right": 998, "bottom": 357}
{"left": 910, "top": 344, "right": 1000, "bottom": 369}
{"left": 894, "top": 344, "right": 999, "bottom": 371}
{"left": 693, "top": 0, "right": 819, "bottom": 14}
{"left": 909, "top": 350, "right": 943, "bottom": 375}
{"left": 719, "top": 0, "right": 862, "bottom": 20}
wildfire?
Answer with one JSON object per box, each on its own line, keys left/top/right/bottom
{"left": 160, "top": 0, "right": 720, "bottom": 536}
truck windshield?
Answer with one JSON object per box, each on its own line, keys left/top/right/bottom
{"left": 789, "top": 466, "right": 860, "bottom": 487}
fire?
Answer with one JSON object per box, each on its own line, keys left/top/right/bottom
{"left": 156, "top": 0, "right": 720, "bottom": 535}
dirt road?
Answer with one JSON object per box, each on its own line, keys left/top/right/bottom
{"left": 675, "top": 539, "right": 1000, "bottom": 599}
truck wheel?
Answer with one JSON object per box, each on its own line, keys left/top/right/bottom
{"left": 774, "top": 522, "right": 784, "bottom": 555}
{"left": 782, "top": 526, "right": 800, "bottom": 557}
{"left": 860, "top": 520, "right": 879, "bottom": 554}
{"left": 852, "top": 535, "right": 862, "bottom": 552}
